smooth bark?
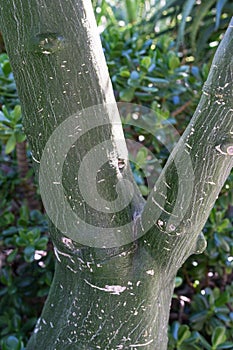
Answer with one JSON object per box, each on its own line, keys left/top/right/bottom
{"left": 0, "top": 1, "right": 232, "bottom": 349}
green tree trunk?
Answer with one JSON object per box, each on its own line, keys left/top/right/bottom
{"left": 0, "top": 1, "right": 232, "bottom": 349}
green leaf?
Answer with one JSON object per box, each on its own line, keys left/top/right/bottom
{"left": 2, "top": 60, "right": 11, "bottom": 76}
{"left": 177, "top": 0, "right": 196, "bottom": 46}
{"left": 217, "top": 342, "right": 233, "bottom": 349}
{"left": 2, "top": 105, "right": 11, "bottom": 120}
{"left": 19, "top": 205, "right": 30, "bottom": 223}
{"left": 23, "top": 246, "right": 35, "bottom": 263}
{"left": 35, "top": 237, "right": 48, "bottom": 250}
{"left": 2, "top": 227, "right": 18, "bottom": 236}
{"left": 171, "top": 321, "right": 180, "bottom": 341}
{"left": 2, "top": 335, "right": 22, "bottom": 350}
{"left": 134, "top": 92, "right": 154, "bottom": 101}
{"left": 139, "top": 185, "right": 149, "bottom": 196}
{"left": 190, "top": 0, "right": 216, "bottom": 51}
{"left": 0, "top": 119, "right": 12, "bottom": 128}
{"left": 215, "top": 291, "right": 229, "bottom": 307}
{"left": 15, "top": 236, "right": 27, "bottom": 246}
{"left": 141, "top": 56, "right": 151, "bottom": 69}
{"left": 119, "top": 70, "right": 130, "bottom": 78}
{"left": 15, "top": 131, "right": 26, "bottom": 143}
{"left": 144, "top": 76, "right": 169, "bottom": 86}
{"left": 219, "top": 236, "right": 230, "bottom": 252}
{"left": 5, "top": 133, "right": 16, "bottom": 154}
{"left": 0, "top": 110, "right": 9, "bottom": 123}
{"left": 168, "top": 53, "right": 180, "bottom": 70}
{"left": 202, "top": 64, "right": 209, "bottom": 80}
{"left": 140, "top": 86, "right": 158, "bottom": 93}
{"left": 27, "top": 229, "right": 40, "bottom": 241}
{"left": 2, "top": 212, "right": 15, "bottom": 225}
{"left": 211, "top": 327, "right": 227, "bottom": 348}
{"left": 215, "top": 0, "right": 228, "bottom": 30}
{"left": 135, "top": 147, "right": 148, "bottom": 167}
{"left": 130, "top": 70, "right": 140, "bottom": 80}
{"left": 119, "top": 87, "right": 135, "bottom": 102}
{"left": 185, "top": 331, "right": 202, "bottom": 344}
{"left": 198, "top": 335, "right": 212, "bottom": 350}
{"left": 177, "top": 325, "right": 191, "bottom": 345}
{"left": 190, "top": 310, "right": 208, "bottom": 324}
{"left": 7, "top": 249, "right": 18, "bottom": 263}
{"left": 175, "top": 276, "right": 183, "bottom": 288}
{"left": 12, "top": 105, "right": 22, "bottom": 123}
{"left": 217, "top": 218, "right": 230, "bottom": 233}
{"left": 128, "top": 78, "right": 141, "bottom": 88}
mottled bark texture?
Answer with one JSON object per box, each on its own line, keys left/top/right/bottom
{"left": 0, "top": 1, "right": 232, "bottom": 349}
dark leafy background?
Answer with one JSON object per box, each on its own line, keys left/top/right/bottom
{"left": 0, "top": 1, "right": 232, "bottom": 349}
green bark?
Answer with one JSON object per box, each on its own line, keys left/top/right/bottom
{"left": 0, "top": 1, "right": 232, "bottom": 349}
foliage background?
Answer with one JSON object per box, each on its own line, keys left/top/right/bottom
{"left": 0, "top": 1, "right": 232, "bottom": 349}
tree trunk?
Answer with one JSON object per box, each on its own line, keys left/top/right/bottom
{"left": 0, "top": 1, "right": 232, "bottom": 349}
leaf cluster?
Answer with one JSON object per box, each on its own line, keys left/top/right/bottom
{"left": 0, "top": 2, "right": 233, "bottom": 348}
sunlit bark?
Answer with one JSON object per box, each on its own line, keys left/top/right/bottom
{"left": 0, "top": 1, "right": 232, "bottom": 349}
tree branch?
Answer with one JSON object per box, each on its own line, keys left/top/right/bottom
{"left": 138, "top": 17, "right": 233, "bottom": 269}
